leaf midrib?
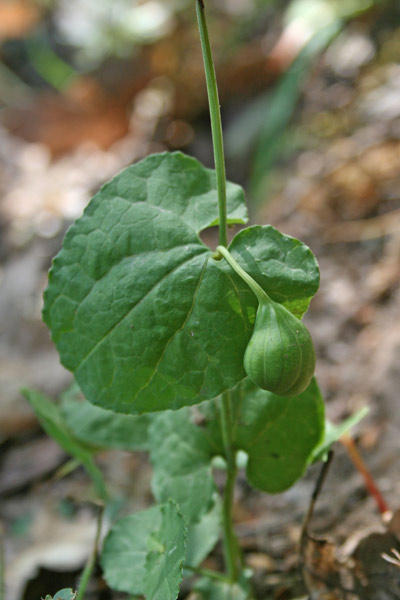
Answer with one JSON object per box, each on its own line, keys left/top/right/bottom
{"left": 76, "top": 248, "right": 210, "bottom": 370}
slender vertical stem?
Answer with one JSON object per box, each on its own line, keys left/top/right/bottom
{"left": 219, "top": 392, "right": 240, "bottom": 582}
{"left": 76, "top": 505, "right": 104, "bottom": 600}
{"left": 196, "top": 0, "right": 241, "bottom": 582}
{"left": 196, "top": 0, "right": 228, "bottom": 247}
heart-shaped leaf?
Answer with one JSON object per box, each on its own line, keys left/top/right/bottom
{"left": 101, "top": 501, "right": 186, "bottom": 599}
{"left": 43, "top": 152, "right": 319, "bottom": 414}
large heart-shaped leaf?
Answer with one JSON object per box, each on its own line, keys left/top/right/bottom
{"left": 43, "top": 152, "right": 319, "bottom": 414}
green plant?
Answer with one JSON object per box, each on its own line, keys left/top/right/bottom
{"left": 44, "top": 589, "right": 77, "bottom": 600}
{"left": 24, "top": 2, "right": 364, "bottom": 598}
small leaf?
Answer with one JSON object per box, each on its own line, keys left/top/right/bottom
{"left": 22, "top": 388, "right": 107, "bottom": 500}
{"left": 311, "top": 407, "right": 369, "bottom": 462}
{"left": 228, "top": 225, "right": 319, "bottom": 318}
{"left": 149, "top": 409, "right": 215, "bottom": 524}
{"left": 236, "top": 378, "right": 325, "bottom": 493}
{"left": 53, "top": 591, "right": 77, "bottom": 600}
{"left": 144, "top": 501, "right": 186, "bottom": 600}
{"left": 61, "top": 382, "right": 152, "bottom": 451}
{"left": 43, "top": 589, "right": 77, "bottom": 600}
{"left": 101, "top": 505, "right": 161, "bottom": 595}
{"left": 101, "top": 502, "right": 186, "bottom": 599}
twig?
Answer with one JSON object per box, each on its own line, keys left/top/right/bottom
{"left": 340, "top": 433, "right": 390, "bottom": 517}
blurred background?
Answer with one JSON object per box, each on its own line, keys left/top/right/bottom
{"left": 1, "top": 0, "right": 400, "bottom": 598}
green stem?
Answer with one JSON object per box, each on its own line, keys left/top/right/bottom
{"left": 185, "top": 565, "right": 231, "bottom": 583}
{"left": 196, "top": 0, "right": 241, "bottom": 583}
{"left": 196, "top": 0, "right": 227, "bottom": 247}
{"left": 216, "top": 245, "right": 269, "bottom": 305}
{"left": 219, "top": 392, "right": 240, "bottom": 582}
{"left": 76, "top": 505, "right": 104, "bottom": 600}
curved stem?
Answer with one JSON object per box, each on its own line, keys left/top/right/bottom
{"left": 216, "top": 245, "right": 269, "bottom": 305}
{"left": 196, "top": 0, "right": 227, "bottom": 247}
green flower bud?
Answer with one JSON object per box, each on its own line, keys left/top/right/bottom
{"left": 243, "top": 300, "right": 315, "bottom": 396}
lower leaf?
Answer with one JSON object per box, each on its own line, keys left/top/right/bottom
{"left": 235, "top": 378, "right": 325, "bottom": 493}
{"left": 101, "top": 501, "right": 186, "bottom": 599}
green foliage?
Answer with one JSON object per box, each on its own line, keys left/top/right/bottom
{"left": 35, "top": 140, "right": 353, "bottom": 598}
{"left": 145, "top": 502, "right": 187, "bottom": 600}
{"left": 228, "top": 225, "right": 319, "bottom": 319}
{"left": 42, "top": 152, "right": 252, "bottom": 415}
{"left": 185, "top": 498, "right": 221, "bottom": 568}
{"left": 44, "top": 589, "right": 77, "bottom": 600}
{"left": 147, "top": 377, "right": 325, "bottom": 497}
{"left": 22, "top": 388, "right": 108, "bottom": 501}
{"left": 236, "top": 378, "right": 324, "bottom": 492}
{"left": 101, "top": 501, "right": 186, "bottom": 598}
{"left": 23, "top": 1, "right": 370, "bottom": 596}
{"left": 61, "top": 382, "right": 152, "bottom": 451}
{"left": 43, "top": 152, "right": 319, "bottom": 416}
{"left": 149, "top": 409, "right": 216, "bottom": 524}
{"left": 312, "top": 407, "right": 369, "bottom": 462}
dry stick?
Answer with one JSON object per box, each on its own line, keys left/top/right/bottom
{"left": 340, "top": 433, "right": 390, "bottom": 517}
{"left": 300, "top": 450, "right": 334, "bottom": 554}
{"left": 299, "top": 452, "right": 354, "bottom": 599}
